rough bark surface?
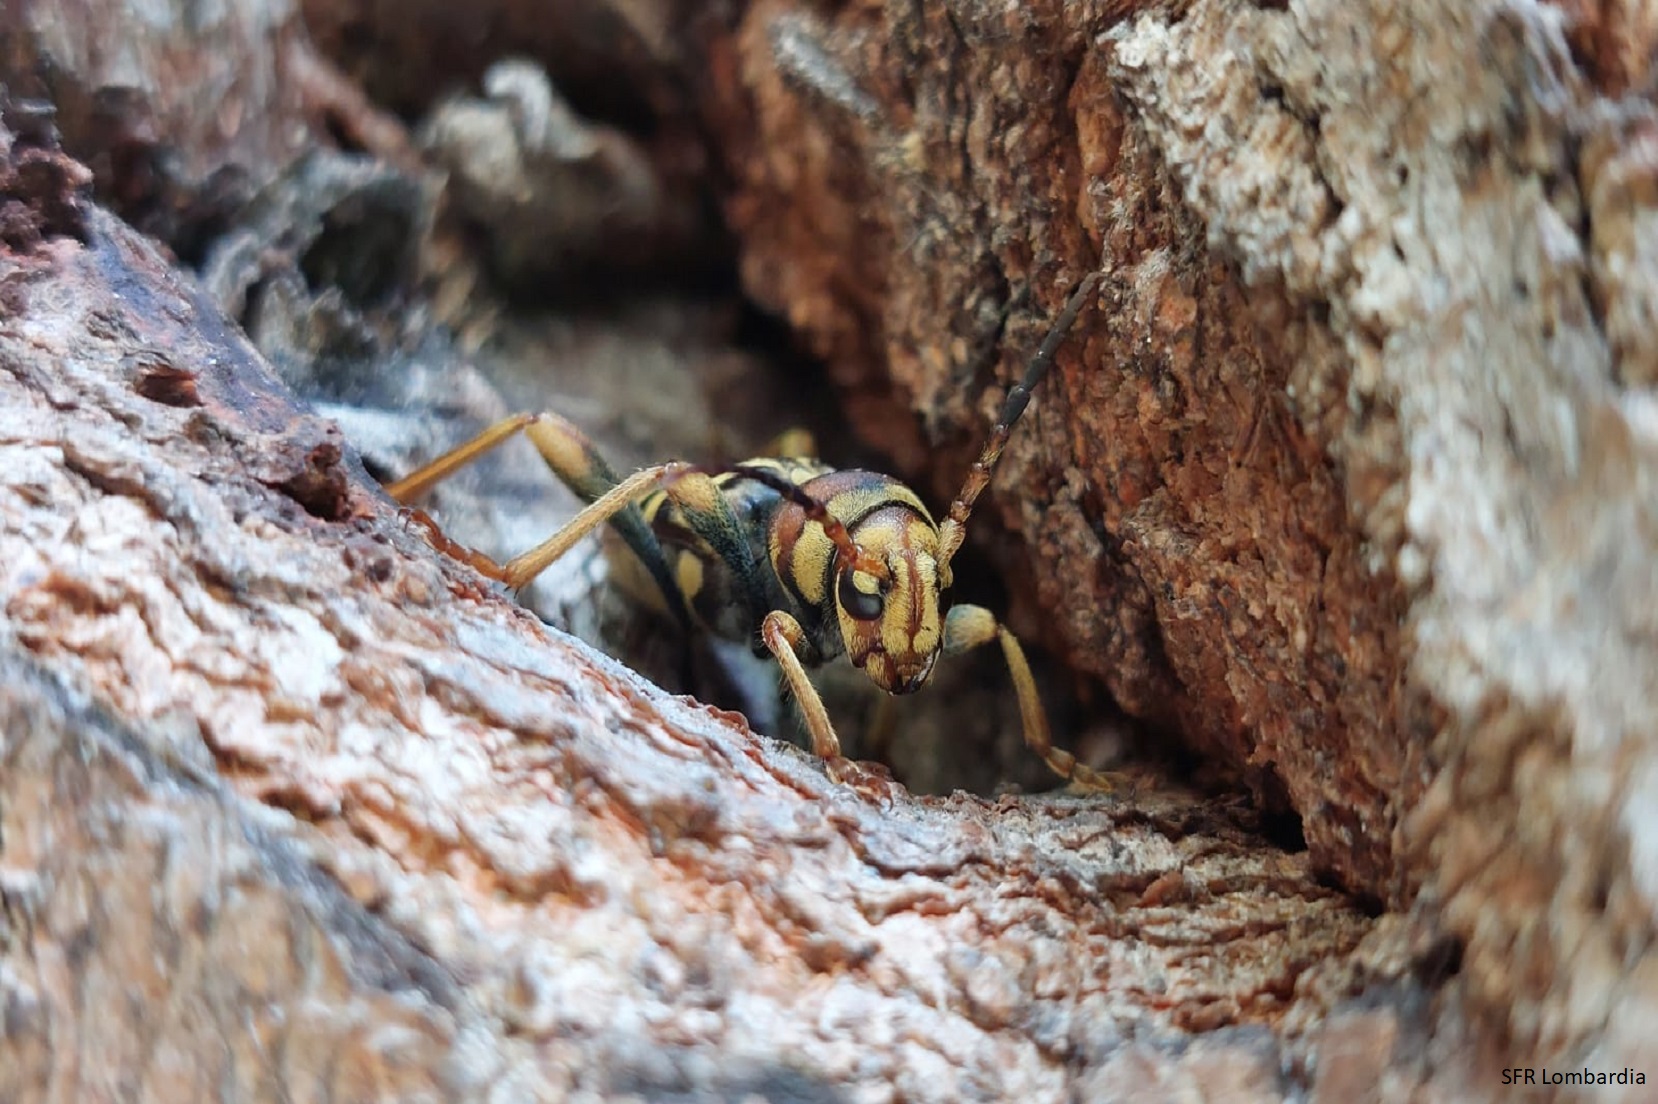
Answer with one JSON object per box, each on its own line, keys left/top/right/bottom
{"left": 698, "top": 0, "right": 1658, "bottom": 1085}
{"left": 699, "top": 0, "right": 1417, "bottom": 899}
{"left": 0, "top": 148, "right": 1398, "bottom": 1099}
{"left": 2, "top": 0, "right": 1656, "bottom": 1098}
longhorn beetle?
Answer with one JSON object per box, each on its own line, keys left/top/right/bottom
{"left": 385, "top": 271, "right": 1109, "bottom": 789}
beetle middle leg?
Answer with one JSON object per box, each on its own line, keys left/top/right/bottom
{"left": 761, "top": 427, "right": 816, "bottom": 458}
{"left": 388, "top": 413, "right": 789, "bottom": 647}
{"left": 387, "top": 412, "right": 695, "bottom": 619}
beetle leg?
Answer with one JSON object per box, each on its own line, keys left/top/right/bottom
{"left": 496, "top": 462, "right": 683, "bottom": 590}
{"left": 385, "top": 412, "right": 691, "bottom": 620}
{"left": 388, "top": 416, "right": 684, "bottom": 595}
{"left": 488, "top": 453, "right": 772, "bottom": 603}
{"left": 654, "top": 468, "right": 771, "bottom": 629}
{"left": 761, "top": 427, "right": 816, "bottom": 458}
{"left": 383, "top": 413, "right": 539, "bottom": 503}
{"left": 761, "top": 609, "right": 841, "bottom": 761}
{"left": 761, "top": 609, "right": 898, "bottom": 798}
{"left": 943, "top": 603, "right": 1118, "bottom": 791}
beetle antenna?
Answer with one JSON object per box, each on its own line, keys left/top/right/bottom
{"left": 938, "top": 271, "right": 1102, "bottom": 569}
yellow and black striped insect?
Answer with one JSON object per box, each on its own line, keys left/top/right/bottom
{"left": 386, "top": 271, "right": 1109, "bottom": 790}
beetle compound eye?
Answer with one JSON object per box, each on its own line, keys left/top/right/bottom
{"left": 838, "top": 571, "right": 885, "bottom": 621}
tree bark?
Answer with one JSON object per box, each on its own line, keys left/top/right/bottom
{"left": 2, "top": 0, "right": 1656, "bottom": 1099}
{"left": 701, "top": 0, "right": 1658, "bottom": 1084}
{"left": 0, "top": 176, "right": 1381, "bottom": 1100}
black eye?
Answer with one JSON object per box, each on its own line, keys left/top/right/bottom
{"left": 838, "top": 571, "right": 885, "bottom": 621}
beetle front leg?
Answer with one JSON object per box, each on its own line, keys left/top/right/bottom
{"left": 760, "top": 610, "right": 896, "bottom": 800}
{"left": 944, "top": 604, "right": 1118, "bottom": 792}
{"left": 760, "top": 610, "right": 842, "bottom": 761}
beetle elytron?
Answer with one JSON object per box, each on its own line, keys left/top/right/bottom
{"left": 386, "top": 271, "right": 1111, "bottom": 790}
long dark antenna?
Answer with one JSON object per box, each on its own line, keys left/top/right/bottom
{"left": 938, "top": 270, "right": 1102, "bottom": 568}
